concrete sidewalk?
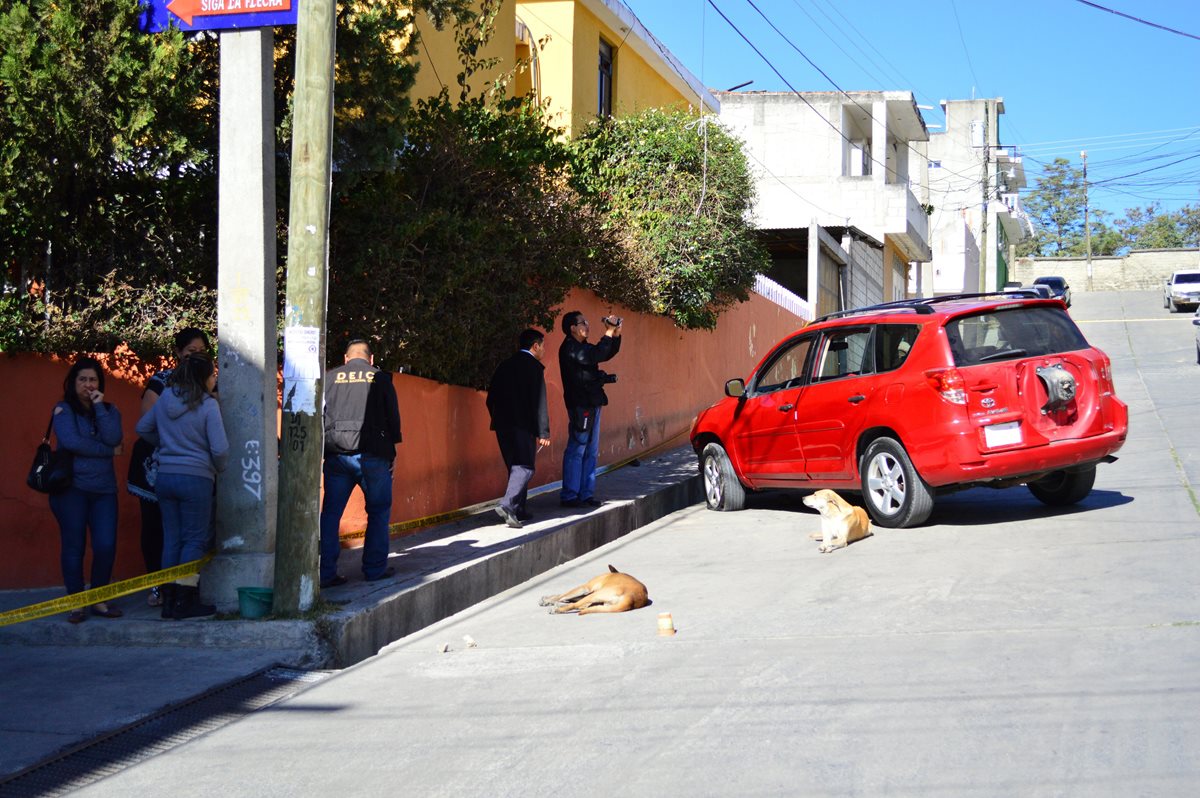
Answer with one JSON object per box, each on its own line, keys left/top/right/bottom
{"left": 0, "top": 445, "right": 701, "bottom": 777}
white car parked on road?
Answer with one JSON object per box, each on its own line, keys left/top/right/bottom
{"left": 1163, "top": 270, "right": 1200, "bottom": 312}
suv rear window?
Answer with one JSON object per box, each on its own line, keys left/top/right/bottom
{"left": 946, "top": 306, "right": 1088, "bottom": 366}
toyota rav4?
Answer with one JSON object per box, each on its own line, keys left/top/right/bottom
{"left": 691, "top": 292, "right": 1128, "bottom": 528}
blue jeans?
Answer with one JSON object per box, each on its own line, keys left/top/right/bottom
{"left": 561, "top": 406, "right": 601, "bottom": 502}
{"left": 155, "top": 473, "right": 215, "bottom": 570}
{"left": 320, "top": 454, "right": 393, "bottom": 581}
{"left": 49, "top": 488, "right": 118, "bottom": 594}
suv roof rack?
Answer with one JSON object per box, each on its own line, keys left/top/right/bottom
{"left": 813, "top": 290, "right": 1044, "bottom": 324}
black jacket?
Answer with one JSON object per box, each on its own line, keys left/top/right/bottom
{"left": 486, "top": 351, "right": 550, "bottom": 439}
{"left": 559, "top": 334, "right": 621, "bottom": 410}
{"left": 323, "top": 358, "right": 402, "bottom": 459}
{"left": 487, "top": 351, "right": 549, "bottom": 468}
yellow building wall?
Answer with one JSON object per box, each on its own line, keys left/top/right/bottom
{"left": 882, "top": 239, "right": 911, "bottom": 301}
{"left": 408, "top": 1, "right": 518, "bottom": 104}
{"left": 517, "top": 0, "right": 701, "bottom": 136}
{"left": 513, "top": 1, "right": 577, "bottom": 131}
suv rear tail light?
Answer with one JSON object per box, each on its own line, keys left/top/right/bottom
{"left": 1099, "top": 357, "right": 1115, "bottom": 394}
{"left": 926, "top": 368, "right": 967, "bottom": 405}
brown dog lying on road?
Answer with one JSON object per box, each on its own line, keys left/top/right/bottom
{"left": 802, "top": 489, "right": 873, "bottom": 553}
{"left": 540, "top": 565, "right": 649, "bottom": 615}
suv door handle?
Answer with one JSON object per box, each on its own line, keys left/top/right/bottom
{"left": 779, "top": 403, "right": 795, "bottom": 412}
{"left": 847, "top": 395, "right": 866, "bottom": 404}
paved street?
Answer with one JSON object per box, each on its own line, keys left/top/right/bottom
{"left": 51, "top": 293, "right": 1200, "bottom": 795}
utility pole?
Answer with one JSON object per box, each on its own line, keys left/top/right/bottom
{"left": 1082, "top": 150, "right": 1092, "bottom": 291}
{"left": 274, "top": 0, "right": 337, "bottom": 615}
{"left": 978, "top": 105, "right": 990, "bottom": 293}
{"left": 209, "top": 29, "right": 279, "bottom": 611}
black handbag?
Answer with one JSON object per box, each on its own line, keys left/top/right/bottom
{"left": 27, "top": 413, "right": 73, "bottom": 494}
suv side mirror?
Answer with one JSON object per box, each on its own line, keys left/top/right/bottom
{"left": 725, "top": 378, "right": 746, "bottom": 398}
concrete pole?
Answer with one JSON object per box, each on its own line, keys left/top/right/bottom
{"left": 207, "top": 28, "right": 279, "bottom": 611}
{"left": 1083, "top": 150, "right": 1093, "bottom": 291}
{"left": 274, "top": 0, "right": 337, "bottom": 615}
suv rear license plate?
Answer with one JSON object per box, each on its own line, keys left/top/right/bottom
{"left": 984, "top": 421, "right": 1022, "bottom": 448}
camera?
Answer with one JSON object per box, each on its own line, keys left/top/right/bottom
{"left": 603, "top": 315, "right": 623, "bottom": 328}
{"left": 598, "top": 370, "right": 618, "bottom": 385}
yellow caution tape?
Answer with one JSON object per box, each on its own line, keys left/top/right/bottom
{"left": 0, "top": 554, "right": 213, "bottom": 628}
{"left": 338, "top": 426, "right": 694, "bottom": 544}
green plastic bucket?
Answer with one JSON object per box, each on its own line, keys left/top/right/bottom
{"left": 237, "top": 587, "right": 274, "bottom": 619}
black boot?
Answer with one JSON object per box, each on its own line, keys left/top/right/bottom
{"left": 160, "top": 584, "right": 176, "bottom": 620}
{"left": 174, "top": 585, "right": 216, "bottom": 620}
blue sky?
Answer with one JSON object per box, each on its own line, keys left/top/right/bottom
{"left": 623, "top": 0, "right": 1200, "bottom": 222}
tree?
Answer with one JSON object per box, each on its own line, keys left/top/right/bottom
{"left": 0, "top": 0, "right": 219, "bottom": 355}
{"left": 325, "top": 1, "right": 617, "bottom": 388}
{"left": 1115, "top": 203, "right": 1200, "bottom": 251}
{"left": 570, "top": 109, "right": 769, "bottom": 329}
{"left": 0, "top": 0, "right": 471, "bottom": 356}
{"left": 1017, "top": 158, "right": 1086, "bottom": 257}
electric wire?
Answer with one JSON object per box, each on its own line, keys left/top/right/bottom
{"left": 1071, "top": 0, "right": 1200, "bottom": 42}
{"left": 735, "top": 0, "right": 985, "bottom": 189}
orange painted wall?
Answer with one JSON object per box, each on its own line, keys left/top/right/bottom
{"left": 1, "top": 290, "right": 804, "bottom": 589}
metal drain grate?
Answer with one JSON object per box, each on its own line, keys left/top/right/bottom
{"left": 0, "top": 666, "right": 330, "bottom": 797}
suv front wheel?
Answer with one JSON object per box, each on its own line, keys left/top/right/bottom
{"left": 860, "top": 437, "right": 934, "bottom": 528}
{"left": 1027, "top": 466, "right": 1096, "bottom": 506}
{"left": 701, "top": 442, "right": 747, "bottom": 511}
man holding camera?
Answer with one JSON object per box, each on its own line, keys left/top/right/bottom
{"left": 557, "top": 310, "right": 623, "bottom": 508}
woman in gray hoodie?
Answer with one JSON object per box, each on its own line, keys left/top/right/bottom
{"left": 135, "top": 353, "right": 228, "bottom": 619}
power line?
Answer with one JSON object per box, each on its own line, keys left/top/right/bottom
{"left": 734, "top": 0, "right": 986, "bottom": 189}
{"left": 1016, "top": 125, "right": 1200, "bottom": 149}
{"left": 1071, "top": 0, "right": 1200, "bottom": 42}
{"left": 1087, "top": 152, "right": 1200, "bottom": 187}
{"left": 947, "top": 0, "right": 984, "bottom": 95}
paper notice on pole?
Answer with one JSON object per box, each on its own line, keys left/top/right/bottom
{"left": 283, "top": 326, "right": 321, "bottom": 380}
{"left": 282, "top": 326, "right": 321, "bottom": 413}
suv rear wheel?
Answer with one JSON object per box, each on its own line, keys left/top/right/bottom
{"left": 701, "top": 443, "right": 747, "bottom": 511}
{"left": 1027, "top": 466, "right": 1096, "bottom": 506}
{"left": 860, "top": 437, "right": 934, "bottom": 528}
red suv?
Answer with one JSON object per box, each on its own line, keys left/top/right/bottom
{"left": 691, "top": 293, "right": 1128, "bottom": 527}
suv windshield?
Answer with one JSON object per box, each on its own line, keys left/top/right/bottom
{"left": 946, "top": 306, "right": 1088, "bottom": 366}
{"left": 1036, "top": 277, "right": 1065, "bottom": 289}
{"left": 1172, "top": 273, "right": 1200, "bottom": 285}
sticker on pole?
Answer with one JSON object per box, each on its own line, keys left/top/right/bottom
{"left": 139, "top": 0, "right": 298, "bottom": 33}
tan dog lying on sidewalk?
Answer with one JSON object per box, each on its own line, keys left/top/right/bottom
{"left": 539, "top": 565, "right": 649, "bottom": 615}
{"left": 802, "top": 489, "right": 872, "bottom": 553}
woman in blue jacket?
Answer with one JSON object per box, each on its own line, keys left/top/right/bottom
{"left": 136, "top": 353, "right": 228, "bottom": 619}
{"left": 51, "top": 357, "right": 124, "bottom": 624}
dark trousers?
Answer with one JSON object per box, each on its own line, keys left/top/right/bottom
{"left": 155, "top": 473, "right": 215, "bottom": 569}
{"left": 495, "top": 429, "right": 535, "bottom": 515}
{"left": 319, "top": 453, "right": 394, "bottom": 581}
{"left": 139, "top": 497, "right": 163, "bottom": 573}
{"left": 49, "top": 488, "right": 118, "bottom": 595}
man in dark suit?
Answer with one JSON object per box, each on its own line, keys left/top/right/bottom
{"left": 486, "top": 329, "right": 551, "bottom": 529}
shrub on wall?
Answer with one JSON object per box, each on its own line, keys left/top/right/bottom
{"left": 0, "top": 0, "right": 219, "bottom": 356}
{"left": 570, "top": 108, "right": 770, "bottom": 330}
{"left": 325, "top": 1, "right": 621, "bottom": 388}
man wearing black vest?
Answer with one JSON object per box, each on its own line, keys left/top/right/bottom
{"left": 486, "top": 329, "right": 551, "bottom": 529}
{"left": 319, "top": 339, "right": 402, "bottom": 588}
{"left": 558, "top": 310, "right": 622, "bottom": 507}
